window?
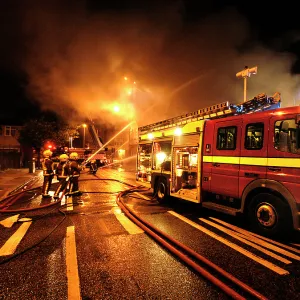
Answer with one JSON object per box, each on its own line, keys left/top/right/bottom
{"left": 217, "top": 126, "right": 237, "bottom": 150}
{"left": 245, "top": 123, "right": 264, "bottom": 150}
{"left": 5, "top": 126, "right": 11, "bottom": 136}
{"left": 274, "top": 119, "right": 299, "bottom": 154}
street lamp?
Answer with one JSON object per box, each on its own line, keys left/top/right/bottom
{"left": 82, "top": 124, "right": 87, "bottom": 148}
{"left": 236, "top": 66, "right": 257, "bottom": 102}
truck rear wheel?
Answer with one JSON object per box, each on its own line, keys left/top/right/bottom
{"left": 155, "top": 178, "right": 169, "bottom": 204}
{"left": 248, "top": 193, "right": 292, "bottom": 237}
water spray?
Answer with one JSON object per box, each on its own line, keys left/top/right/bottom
{"left": 82, "top": 121, "right": 135, "bottom": 166}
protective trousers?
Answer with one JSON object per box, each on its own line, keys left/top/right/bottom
{"left": 42, "top": 175, "right": 53, "bottom": 196}
{"left": 69, "top": 175, "right": 79, "bottom": 195}
{"left": 54, "top": 177, "right": 69, "bottom": 199}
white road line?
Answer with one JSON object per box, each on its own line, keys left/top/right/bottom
{"left": 246, "top": 232, "right": 300, "bottom": 255}
{"left": 200, "top": 218, "right": 292, "bottom": 264}
{"left": 114, "top": 211, "right": 144, "bottom": 234}
{"left": 0, "top": 221, "right": 32, "bottom": 256}
{"left": 0, "top": 214, "right": 19, "bottom": 228}
{"left": 134, "top": 192, "right": 151, "bottom": 201}
{"left": 61, "top": 192, "right": 66, "bottom": 206}
{"left": 210, "top": 217, "right": 300, "bottom": 258}
{"left": 66, "top": 226, "right": 81, "bottom": 300}
{"left": 168, "top": 211, "right": 289, "bottom": 275}
{"left": 67, "top": 197, "right": 73, "bottom": 211}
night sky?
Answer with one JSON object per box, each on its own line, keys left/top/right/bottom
{"left": 1, "top": 0, "right": 300, "bottom": 126}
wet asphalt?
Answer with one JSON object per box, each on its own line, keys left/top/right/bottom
{"left": 0, "top": 167, "right": 300, "bottom": 299}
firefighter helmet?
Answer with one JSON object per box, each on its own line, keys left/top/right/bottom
{"left": 59, "top": 154, "right": 69, "bottom": 162}
{"left": 43, "top": 149, "right": 53, "bottom": 158}
{"left": 69, "top": 152, "right": 79, "bottom": 160}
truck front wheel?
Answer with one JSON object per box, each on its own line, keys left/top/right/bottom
{"left": 248, "top": 193, "right": 293, "bottom": 237}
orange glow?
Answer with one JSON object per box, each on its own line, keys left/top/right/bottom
{"left": 124, "top": 76, "right": 128, "bottom": 81}
{"left": 113, "top": 105, "right": 120, "bottom": 113}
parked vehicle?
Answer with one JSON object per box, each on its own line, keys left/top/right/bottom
{"left": 136, "top": 92, "right": 300, "bottom": 237}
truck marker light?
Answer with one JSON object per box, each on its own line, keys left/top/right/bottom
{"left": 148, "top": 133, "right": 154, "bottom": 139}
{"left": 174, "top": 128, "right": 182, "bottom": 136}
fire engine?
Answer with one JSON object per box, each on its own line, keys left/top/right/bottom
{"left": 136, "top": 92, "right": 300, "bottom": 237}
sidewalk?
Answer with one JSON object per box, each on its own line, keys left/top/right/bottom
{"left": 0, "top": 168, "right": 43, "bottom": 201}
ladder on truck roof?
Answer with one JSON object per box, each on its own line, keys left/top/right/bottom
{"left": 139, "top": 92, "right": 281, "bottom": 133}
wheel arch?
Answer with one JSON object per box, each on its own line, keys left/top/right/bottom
{"left": 241, "top": 179, "right": 299, "bottom": 230}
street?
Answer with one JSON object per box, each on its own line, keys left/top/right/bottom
{"left": 0, "top": 166, "right": 300, "bottom": 300}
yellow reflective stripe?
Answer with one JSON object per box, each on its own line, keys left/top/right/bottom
{"left": 203, "top": 156, "right": 212, "bottom": 162}
{"left": 203, "top": 156, "right": 240, "bottom": 164}
{"left": 212, "top": 156, "right": 240, "bottom": 164}
{"left": 268, "top": 158, "right": 300, "bottom": 168}
{"left": 240, "top": 157, "right": 268, "bottom": 166}
{"left": 203, "top": 156, "right": 300, "bottom": 168}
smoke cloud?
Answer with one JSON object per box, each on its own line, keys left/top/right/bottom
{"left": 9, "top": 0, "right": 300, "bottom": 126}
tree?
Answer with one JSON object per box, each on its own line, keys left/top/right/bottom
{"left": 18, "top": 117, "right": 79, "bottom": 168}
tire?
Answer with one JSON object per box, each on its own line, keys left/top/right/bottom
{"left": 155, "top": 178, "right": 169, "bottom": 204}
{"left": 247, "top": 192, "right": 293, "bottom": 237}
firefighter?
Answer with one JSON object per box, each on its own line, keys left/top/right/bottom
{"left": 53, "top": 154, "right": 70, "bottom": 200}
{"left": 68, "top": 152, "right": 82, "bottom": 196}
{"left": 89, "top": 159, "right": 98, "bottom": 174}
{"left": 41, "top": 149, "right": 54, "bottom": 198}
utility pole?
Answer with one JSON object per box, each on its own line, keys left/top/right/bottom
{"left": 236, "top": 66, "right": 258, "bottom": 102}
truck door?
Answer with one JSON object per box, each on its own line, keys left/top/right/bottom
{"left": 239, "top": 120, "right": 268, "bottom": 198}
{"left": 211, "top": 119, "right": 242, "bottom": 198}
{"left": 267, "top": 115, "right": 300, "bottom": 204}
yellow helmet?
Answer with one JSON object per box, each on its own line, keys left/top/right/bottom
{"left": 69, "top": 152, "right": 79, "bottom": 160}
{"left": 59, "top": 154, "right": 69, "bottom": 162}
{"left": 43, "top": 149, "right": 53, "bottom": 158}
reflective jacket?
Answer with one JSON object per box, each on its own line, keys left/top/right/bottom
{"left": 56, "top": 161, "right": 69, "bottom": 179}
{"left": 42, "top": 158, "right": 54, "bottom": 176}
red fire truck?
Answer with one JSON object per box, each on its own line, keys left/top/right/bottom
{"left": 136, "top": 92, "right": 300, "bottom": 237}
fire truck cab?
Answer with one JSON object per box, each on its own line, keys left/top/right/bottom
{"left": 136, "top": 93, "right": 300, "bottom": 237}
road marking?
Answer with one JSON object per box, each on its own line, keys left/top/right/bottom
{"left": 67, "top": 197, "right": 73, "bottom": 211}
{"left": 66, "top": 226, "right": 81, "bottom": 300}
{"left": 0, "top": 214, "right": 19, "bottom": 228}
{"left": 134, "top": 192, "right": 151, "bottom": 201}
{"left": 210, "top": 217, "right": 300, "bottom": 259}
{"left": 114, "top": 211, "right": 144, "bottom": 234}
{"left": 60, "top": 192, "right": 66, "bottom": 206}
{"left": 168, "top": 211, "right": 289, "bottom": 275}
{"left": 200, "top": 218, "right": 292, "bottom": 264}
{"left": 0, "top": 221, "right": 32, "bottom": 256}
{"left": 246, "top": 232, "right": 300, "bottom": 255}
